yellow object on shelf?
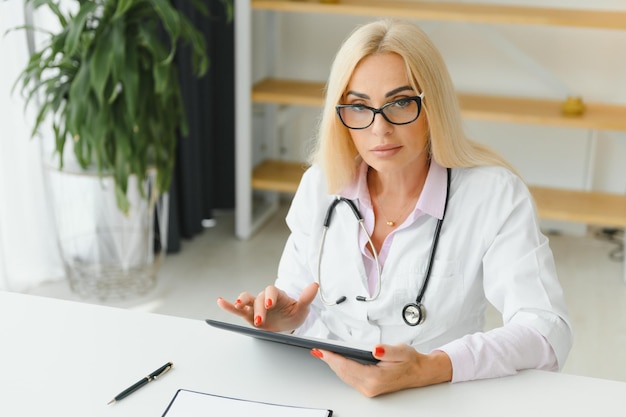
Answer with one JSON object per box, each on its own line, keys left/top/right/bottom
{"left": 562, "top": 96, "right": 586, "bottom": 116}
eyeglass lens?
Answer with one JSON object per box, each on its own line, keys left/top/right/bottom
{"left": 337, "top": 96, "right": 422, "bottom": 130}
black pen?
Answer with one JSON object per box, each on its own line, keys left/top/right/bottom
{"left": 108, "top": 362, "right": 173, "bottom": 405}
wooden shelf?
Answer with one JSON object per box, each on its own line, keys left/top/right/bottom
{"left": 253, "top": 78, "right": 626, "bottom": 131}
{"left": 253, "top": 78, "right": 325, "bottom": 107}
{"left": 531, "top": 186, "right": 626, "bottom": 228}
{"left": 252, "top": 0, "right": 626, "bottom": 31}
{"left": 458, "top": 94, "right": 626, "bottom": 131}
{"left": 252, "top": 160, "right": 626, "bottom": 227}
{"left": 252, "top": 159, "right": 308, "bottom": 192}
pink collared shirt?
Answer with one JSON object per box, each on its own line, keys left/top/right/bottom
{"left": 341, "top": 161, "right": 448, "bottom": 295}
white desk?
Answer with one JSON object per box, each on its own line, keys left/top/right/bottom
{"left": 1, "top": 291, "right": 624, "bottom": 416}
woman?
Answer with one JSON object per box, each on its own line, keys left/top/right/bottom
{"left": 217, "top": 19, "right": 572, "bottom": 397}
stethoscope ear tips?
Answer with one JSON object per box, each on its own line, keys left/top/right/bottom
{"left": 336, "top": 296, "right": 347, "bottom": 305}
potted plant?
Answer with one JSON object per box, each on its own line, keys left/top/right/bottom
{"left": 16, "top": 0, "right": 221, "bottom": 212}
{"left": 14, "top": 0, "right": 230, "bottom": 298}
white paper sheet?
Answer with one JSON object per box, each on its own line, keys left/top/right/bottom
{"left": 162, "top": 389, "right": 332, "bottom": 417}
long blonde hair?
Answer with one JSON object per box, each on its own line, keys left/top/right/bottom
{"left": 310, "top": 19, "right": 514, "bottom": 193}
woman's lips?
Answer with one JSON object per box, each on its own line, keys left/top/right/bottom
{"left": 370, "top": 144, "right": 401, "bottom": 157}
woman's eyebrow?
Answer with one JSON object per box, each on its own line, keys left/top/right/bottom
{"left": 345, "top": 90, "right": 369, "bottom": 99}
{"left": 385, "top": 86, "right": 414, "bottom": 97}
{"left": 345, "top": 86, "right": 414, "bottom": 100}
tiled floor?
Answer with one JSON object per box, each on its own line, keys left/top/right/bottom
{"left": 25, "top": 204, "right": 626, "bottom": 383}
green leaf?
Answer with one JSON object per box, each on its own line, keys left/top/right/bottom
{"left": 88, "top": 29, "right": 115, "bottom": 105}
{"left": 108, "top": 17, "right": 126, "bottom": 102}
{"left": 152, "top": 63, "right": 171, "bottom": 95}
{"left": 150, "top": 0, "right": 181, "bottom": 38}
{"left": 52, "top": 122, "right": 66, "bottom": 169}
{"left": 64, "top": 1, "right": 97, "bottom": 57}
{"left": 179, "top": 18, "right": 208, "bottom": 76}
{"left": 115, "top": 145, "right": 130, "bottom": 192}
{"left": 67, "top": 64, "right": 90, "bottom": 136}
{"left": 150, "top": 0, "right": 181, "bottom": 65}
{"left": 31, "top": 101, "right": 51, "bottom": 138}
{"left": 90, "top": 98, "right": 110, "bottom": 169}
{"left": 30, "top": 0, "right": 69, "bottom": 27}
{"left": 113, "top": 0, "right": 135, "bottom": 18}
{"left": 120, "top": 45, "right": 139, "bottom": 116}
{"left": 114, "top": 184, "right": 131, "bottom": 216}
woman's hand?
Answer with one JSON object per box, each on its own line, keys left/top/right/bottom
{"left": 216, "top": 282, "right": 319, "bottom": 333}
{"left": 311, "top": 344, "right": 452, "bottom": 397}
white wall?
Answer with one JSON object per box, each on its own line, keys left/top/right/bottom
{"left": 250, "top": 0, "right": 626, "bottom": 207}
{"left": 0, "top": 1, "right": 65, "bottom": 290}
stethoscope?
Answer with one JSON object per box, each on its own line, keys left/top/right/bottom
{"left": 317, "top": 168, "right": 451, "bottom": 326}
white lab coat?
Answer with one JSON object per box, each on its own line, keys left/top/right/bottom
{"left": 276, "top": 164, "right": 572, "bottom": 369}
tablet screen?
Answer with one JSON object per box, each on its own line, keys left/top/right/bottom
{"left": 206, "top": 319, "right": 379, "bottom": 364}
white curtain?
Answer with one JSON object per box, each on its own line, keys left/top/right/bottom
{"left": 0, "top": 1, "right": 64, "bottom": 291}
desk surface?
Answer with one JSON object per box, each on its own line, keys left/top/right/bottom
{"left": 1, "top": 291, "right": 624, "bottom": 416}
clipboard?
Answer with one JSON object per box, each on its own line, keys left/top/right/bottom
{"left": 206, "top": 319, "right": 379, "bottom": 364}
{"left": 162, "top": 389, "right": 333, "bottom": 416}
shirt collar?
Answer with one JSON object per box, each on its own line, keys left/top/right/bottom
{"left": 339, "top": 160, "right": 448, "bottom": 220}
{"left": 419, "top": 160, "right": 447, "bottom": 220}
{"left": 341, "top": 162, "right": 369, "bottom": 201}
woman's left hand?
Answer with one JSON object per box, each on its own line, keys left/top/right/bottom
{"left": 311, "top": 344, "right": 452, "bottom": 397}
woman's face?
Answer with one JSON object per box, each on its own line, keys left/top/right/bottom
{"left": 342, "top": 52, "right": 429, "bottom": 176}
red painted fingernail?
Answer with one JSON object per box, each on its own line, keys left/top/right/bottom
{"left": 374, "top": 346, "right": 385, "bottom": 357}
{"left": 310, "top": 349, "right": 323, "bottom": 359}
{"left": 254, "top": 315, "right": 262, "bottom": 326}
{"left": 235, "top": 299, "right": 241, "bottom": 305}
{"left": 265, "top": 299, "right": 273, "bottom": 308}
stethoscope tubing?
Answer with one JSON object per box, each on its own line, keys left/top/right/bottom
{"left": 318, "top": 197, "right": 382, "bottom": 305}
{"left": 414, "top": 167, "right": 451, "bottom": 305}
{"left": 317, "top": 168, "right": 451, "bottom": 326}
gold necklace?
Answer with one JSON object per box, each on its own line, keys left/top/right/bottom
{"left": 368, "top": 164, "right": 429, "bottom": 227}
{"left": 373, "top": 198, "right": 415, "bottom": 227}
{"left": 372, "top": 186, "right": 418, "bottom": 227}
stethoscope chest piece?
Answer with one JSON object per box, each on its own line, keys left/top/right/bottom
{"left": 402, "top": 302, "right": 426, "bottom": 326}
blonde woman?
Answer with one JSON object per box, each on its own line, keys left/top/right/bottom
{"left": 218, "top": 19, "right": 572, "bottom": 397}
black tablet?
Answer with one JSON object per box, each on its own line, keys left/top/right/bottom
{"left": 206, "top": 319, "right": 379, "bottom": 364}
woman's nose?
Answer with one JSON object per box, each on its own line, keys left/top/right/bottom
{"left": 370, "top": 112, "right": 393, "bottom": 136}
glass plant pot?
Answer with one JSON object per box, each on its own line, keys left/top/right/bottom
{"left": 44, "top": 161, "right": 168, "bottom": 300}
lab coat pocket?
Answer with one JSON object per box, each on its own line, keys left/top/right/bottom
{"left": 412, "top": 258, "right": 464, "bottom": 337}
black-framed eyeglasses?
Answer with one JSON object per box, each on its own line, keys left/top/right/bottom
{"left": 335, "top": 92, "right": 425, "bottom": 130}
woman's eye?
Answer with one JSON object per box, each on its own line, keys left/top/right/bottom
{"left": 349, "top": 105, "right": 368, "bottom": 112}
{"left": 392, "top": 99, "right": 410, "bottom": 108}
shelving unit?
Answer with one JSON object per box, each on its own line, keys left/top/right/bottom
{"left": 252, "top": 0, "right": 626, "bottom": 30}
{"left": 235, "top": 0, "right": 626, "bottom": 280}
